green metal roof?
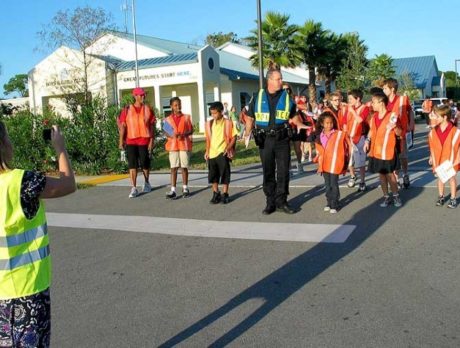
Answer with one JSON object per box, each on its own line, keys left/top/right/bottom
{"left": 392, "top": 55, "right": 438, "bottom": 89}
{"left": 110, "top": 31, "right": 201, "bottom": 55}
{"left": 116, "top": 53, "right": 198, "bottom": 71}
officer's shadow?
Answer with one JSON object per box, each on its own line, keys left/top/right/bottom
{"left": 158, "top": 182, "right": 423, "bottom": 347}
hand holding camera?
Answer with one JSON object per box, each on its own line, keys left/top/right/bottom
{"left": 43, "top": 126, "right": 66, "bottom": 153}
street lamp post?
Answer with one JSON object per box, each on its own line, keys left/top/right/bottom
{"left": 454, "top": 59, "right": 460, "bottom": 86}
{"left": 256, "top": 0, "right": 264, "bottom": 89}
{"left": 131, "top": 0, "right": 140, "bottom": 87}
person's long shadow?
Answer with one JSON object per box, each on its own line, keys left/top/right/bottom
{"left": 158, "top": 183, "right": 424, "bottom": 347}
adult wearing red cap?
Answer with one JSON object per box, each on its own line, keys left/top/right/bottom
{"left": 118, "top": 87, "right": 156, "bottom": 198}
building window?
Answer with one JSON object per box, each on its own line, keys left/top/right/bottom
{"left": 208, "top": 58, "right": 214, "bottom": 71}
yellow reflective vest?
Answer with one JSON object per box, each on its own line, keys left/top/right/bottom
{"left": 0, "top": 169, "right": 51, "bottom": 299}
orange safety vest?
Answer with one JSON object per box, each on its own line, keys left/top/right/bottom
{"left": 126, "top": 104, "right": 153, "bottom": 139}
{"left": 344, "top": 104, "right": 369, "bottom": 144}
{"left": 164, "top": 114, "right": 193, "bottom": 151}
{"left": 388, "top": 95, "right": 410, "bottom": 136}
{"left": 205, "top": 118, "right": 236, "bottom": 159}
{"left": 428, "top": 126, "right": 460, "bottom": 172}
{"left": 368, "top": 112, "right": 398, "bottom": 161}
{"left": 315, "top": 130, "right": 348, "bottom": 175}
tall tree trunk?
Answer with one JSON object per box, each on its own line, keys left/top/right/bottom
{"left": 308, "top": 67, "right": 317, "bottom": 104}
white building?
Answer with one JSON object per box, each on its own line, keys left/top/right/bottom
{"left": 28, "top": 31, "right": 314, "bottom": 131}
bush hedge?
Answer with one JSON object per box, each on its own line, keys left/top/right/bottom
{"left": 0, "top": 97, "right": 165, "bottom": 175}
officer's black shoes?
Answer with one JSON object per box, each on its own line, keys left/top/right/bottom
{"left": 277, "top": 203, "right": 295, "bottom": 214}
{"left": 262, "top": 205, "right": 276, "bottom": 215}
{"left": 222, "top": 193, "right": 229, "bottom": 204}
{"left": 210, "top": 191, "right": 221, "bottom": 204}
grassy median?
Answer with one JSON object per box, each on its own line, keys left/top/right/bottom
{"left": 152, "top": 139, "right": 261, "bottom": 170}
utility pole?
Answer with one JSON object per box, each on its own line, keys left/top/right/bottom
{"left": 256, "top": 0, "right": 264, "bottom": 90}
{"left": 131, "top": 0, "right": 140, "bottom": 87}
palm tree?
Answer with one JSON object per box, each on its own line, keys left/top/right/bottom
{"left": 294, "top": 20, "right": 330, "bottom": 103}
{"left": 367, "top": 53, "right": 395, "bottom": 87}
{"left": 246, "top": 11, "right": 301, "bottom": 69}
{"left": 317, "top": 33, "right": 348, "bottom": 94}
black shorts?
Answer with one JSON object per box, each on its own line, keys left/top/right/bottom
{"left": 208, "top": 153, "right": 231, "bottom": 184}
{"left": 368, "top": 156, "right": 400, "bottom": 174}
{"left": 126, "top": 145, "right": 150, "bottom": 169}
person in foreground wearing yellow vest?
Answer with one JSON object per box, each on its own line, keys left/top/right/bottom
{"left": 244, "top": 64, "right": 310, "bottom": 215}
{"left": 164, "top": 97, "right": 194, "bottom": 199}
{"left": 118, "top": 87, "right": 156, "bottom": 198}
{"left": 204, "top": 101, "right": 238, "bottom": 204}
{"left": 0, "top": 122, "right": 76, "bottom": 347}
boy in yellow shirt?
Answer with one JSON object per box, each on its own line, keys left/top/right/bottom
{"left": 204, "top": 102, "right": 238, "bottom": 204}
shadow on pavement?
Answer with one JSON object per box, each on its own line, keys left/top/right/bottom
{"left": 158, "top": 170, "right": 431, "bottom": 347}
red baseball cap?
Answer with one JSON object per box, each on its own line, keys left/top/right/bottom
{"left": 132, "top": 87, "right": 145, "bottom": 96}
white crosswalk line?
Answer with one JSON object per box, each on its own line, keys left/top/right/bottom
{"left": 47, "top": 212, "right": 355, "bottom": 243}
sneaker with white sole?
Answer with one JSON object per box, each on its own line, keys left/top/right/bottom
{"left": 142, "top": 182, "right": 152, "bottom": 193}
{"left": 358, "top": 182, "right": 367, "bottom": 192}
{"left": 347, "top": 176, "right": 357, "bottom": 188}
{"left": 330, "top": 208, "right": 338, "bottom": 214}
{"left": 435, "top": 196, "right": 445, "bottom": 206}
{"left": 324, "top": 206, "right": 331, "bottom": 212}
{"left": 379, "top": 195, "right": 392, "bottom": 207}
{"left": 129, "top": 187, "right": 138, "bottom": 198}
{"left": 393, "top": 195, "right": 402, "bottom": 207}
{"left": 296, "top": 163, "right": 304, "bottom": 174}
{"left": 447, "top": 198, "right": 457, "bottom": 209}
{"left": 166, "top": 190, "right": 177, "bottom": 199}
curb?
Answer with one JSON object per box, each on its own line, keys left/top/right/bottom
{"left": 78, "top": 174, "right": 129, "bottom": 186}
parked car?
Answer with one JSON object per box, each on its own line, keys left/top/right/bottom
{"left": 430, "top": 97, "right": 448, "bottom": 107}
{"left": 412, "top": 99, "right": 423, "bottom": 116}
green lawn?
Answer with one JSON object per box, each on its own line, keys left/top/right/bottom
{"left": 151, "top": 139, "right": 261, "bottom": 170}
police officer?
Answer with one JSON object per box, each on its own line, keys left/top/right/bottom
{"left": 244, "top": 66, "right": 309, "bottom": 215}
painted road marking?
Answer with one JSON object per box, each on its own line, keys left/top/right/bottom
{"left": 47, "top": 213, "right": 355, "bottom": 243}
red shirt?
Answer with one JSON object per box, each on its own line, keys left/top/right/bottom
{"left": 342, "top": 104, "right": 370, "bottom": 124}
{"left": 435, "top": 123, "right": 453, "bottom": 146}
{"left": 171, "top": 113, "right": 182, "bottom": 128}
{"left": 119, "top": 105, "right": 155, "bottom": 146}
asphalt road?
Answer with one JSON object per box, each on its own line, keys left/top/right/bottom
{"left": 44, "top": 125, "right": 460, "bottom": 347}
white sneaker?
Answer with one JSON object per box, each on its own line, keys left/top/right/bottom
{"left": 329, "top": 208, "right": 338, "bottom": 214}
{"left": 347, "top": 176, "right": 357, "bottom": 188}
{"left": 393, "top": 195, "right": 402, "bottom": 207}
{"left": 142, "top": 182, "right": 152, "bottom": 193}
{"left": 129, "top": 187, "right": 138, "bottom": 198}
{"left": 296, "top": 163, "right": 304, "bottom": 174}
{"left": 379, "top": 195, "right": 392, "bottom": 207}
{"left": 324, "top": 206, "right": 331, "bottom": 212}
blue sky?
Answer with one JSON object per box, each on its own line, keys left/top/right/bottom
{"left": 1, "top": 0, "right": 458, "bottom": 98}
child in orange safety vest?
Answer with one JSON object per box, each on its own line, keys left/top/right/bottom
{"left": 164, "top": 97, "right": 194, "bottom": 199}
{"left": 204, "top": 101, "right": 238, "bottom": 204}
{"left": 364, "top": 92, "right": 403, "bottom": 208}
{"left": 428, "top": 104, "right": 460, "bottom": 208}
{"left": 313, "top": 111, "right": 352, "bottom": 214}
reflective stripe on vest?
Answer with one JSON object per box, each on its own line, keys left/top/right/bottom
{"left": 0, "top": 224, "right": 47, "bottom": 248}
{"left": 450, "top": 129, "right": 460, "bottom": 164}
{"left": 254, "top": 89, "right": 292, "bottom": 127}
{"left": 369, "top": 112, "right": 397, "bottom": 161}
{"left": 0, "top": 169, "right": 50, "bottom": 299}
{"left": 1, "top": 245, "right": 50, "bottom": 271}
